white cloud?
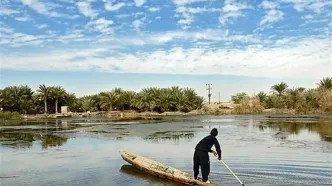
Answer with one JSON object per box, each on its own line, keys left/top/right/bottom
{"left": 57, "top": 32, "right": 84, "bottom": 43}
{"left": 281, "top": 0, "right": 332, "bottom": 13}
{"left": 219, "top": 1, "right": 249, "bottom": 25}
{"left": 132, "top": 19, "right": 144, "bottom": 32}
{"left": 105, "top": 1, "right": 126, "bottom": 11}
{"left": 36, "top": 24, "right": 48, "bottom": 29}
{"left": 2, "top": 38, "right": 330, "bottom": 79}
{"left": 115, "top": 14, "right": 131, "bottom": 19}
{"left": 148, "top": 7, "right": 160, "bottom": 12}
{"left": 0, "top": 7, "right": 19, "bottom": 16}
{"left": 177, "top": 11, "right": 193, "bottom": 27}
{"left": 174, "top": 5, "right": 221, "bottom": 28}
{"left": 260, "top": 1, "right": 284, "bottom": 25}
{"left": 14, "top": 16, "right": 30, "bottom": 22}
{"left": 0, "top": 26, "right": 14, "bottom": 34}
{"left": 87, "top": 18, "right": 114, "bottom": 34}
{"left": 177, "top": 6, "right": 221, "bottom": 14}
{"left": 98, "top": 29, "right": 258, "bottom": 45}
{"left": 261, "top": 1, "right": 278, "bottom": 9}
{"left": 134, "top": 0, "right": 146, "bottom": 7}
{"left": 20, "top": 0, "right": 62, "bottom": 17}
{"left": 77, "top": 0, "right": 98, "bottom": 18}
{"left": 302, "top": 14, "right": 314, "bottom": 20}
{"left": 260, "top": 10, "right": 284, "bottom": 25}
{"left": 0, "top": 31, "right": 50, "bottom": 47}
{"left": 308, "top": 1, "right": 331, "bottom": 13}
{"left": 173, "top": 0, "right": 210, "bottom": 6}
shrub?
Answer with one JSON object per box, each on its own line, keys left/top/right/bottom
{"left": 320, "top": 90, "right": 332, "bottom": 113}
{"left": 233, "top": 98, "right": 264, "bottom": 114}
{"left": 0, "top": 111, "right": 22, "bottom": 120}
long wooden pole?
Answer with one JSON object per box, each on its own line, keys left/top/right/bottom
{"left": 218, "top": 159, "right": 245, "bottom": 186}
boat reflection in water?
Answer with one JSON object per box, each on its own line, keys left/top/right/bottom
{"left": 120, "top": 164, "right": 186, "bottom": 186}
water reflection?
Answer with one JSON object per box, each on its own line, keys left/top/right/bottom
{"left": 143, "top": 131, "right": 195, "bottom": 143}
{"left": 0, "top": 132, "right": 68, "bottom": 149}
{"left": 257, "top": 121, "right": 332, "bottom": 142}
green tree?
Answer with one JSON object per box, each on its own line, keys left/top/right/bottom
{"left": 51, "top": 86, "right": 66, "bottom": 114}
{"left": 122, "top": 91, "right": 136, "bottom": 110}
{"left": 318, "top": 77, "right": 332, "bottom": 90}
{"left": 231, "top": 92, "right": 249, "bottom": 104}
{"left": 304, "top": 88, "right": 320, "bottom": 110}
{"left": 1, "top": 85, "right": 34, "bottom": 113}
{"left": 284, "top": 88, "right": 304, "bottom": 109}
{"left": 271, "top": 82, "right": 288, "bottom": 96}
{"left": 37, "top": 84, "right": 52, "bottom": 114}
{"left": 99, "top": 91, "right": 119, "bottom": 111}
{"left": 257, "top": 91, "right": 267, "bottom": 105}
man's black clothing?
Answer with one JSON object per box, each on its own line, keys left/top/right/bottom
{"left": 193, "top": 149, "right": 210, "bottom": 182}
{"left": 193, "top": 134, "right": 221, "bottom": 182}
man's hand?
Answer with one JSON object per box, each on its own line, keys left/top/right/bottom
{"left": 212, "top": 150, "right": 218, "bottom": 157}
{"left": 212, "top": 150, "right": 222, "bottom": 160}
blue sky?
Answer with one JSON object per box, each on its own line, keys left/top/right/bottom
{"left": 0, "top": 0, "right": 331, "bottom": 101}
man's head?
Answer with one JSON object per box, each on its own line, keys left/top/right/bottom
{"left": 210, "top": 128, "right": 218, "bottom": 136}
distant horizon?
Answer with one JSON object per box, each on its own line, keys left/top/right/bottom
{"left": 0, "top": 69, "right": 324, "bottom": 102}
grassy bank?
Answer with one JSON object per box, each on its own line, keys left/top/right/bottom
{"left": 0, "top": 111, "right": 22, "bottom": 120}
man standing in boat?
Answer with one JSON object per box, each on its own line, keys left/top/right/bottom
{"left": 193, "top": 128, "right": 222, "bottom": 183}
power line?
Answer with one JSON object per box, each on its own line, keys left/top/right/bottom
{"left": 206, "top": 84, "right": 212, "bottom": 104}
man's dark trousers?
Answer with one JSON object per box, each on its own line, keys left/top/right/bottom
{"left": 193, "top": 149, "right": 210, "bottom": 182}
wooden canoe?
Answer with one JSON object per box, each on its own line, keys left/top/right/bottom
{"left": 119, "top": 149, "right": 221, "bottom": 186}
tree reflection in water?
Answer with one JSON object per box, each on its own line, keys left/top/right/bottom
{"left": 143, "top": 131, "right": 195, "bottom": 143}
{"left": 257, "top": 121, "right": 332, "bottom": 142}
{"left": 0, "top": 132, "right": 68, "bottom": 149}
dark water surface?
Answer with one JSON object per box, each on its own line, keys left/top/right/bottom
{"left": 1, "top": 115, "right": 332, "bottom": 186}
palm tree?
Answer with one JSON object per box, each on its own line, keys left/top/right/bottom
{"left": 318, "top": 77, "right": 332, "bottom": 90}
{"left": 80, "top": 96, "right": 94, "bottom": 112}
{"left": 169, "top": 86, "right": 183, "bottom": 111}
{"left": 257, "top": 91, "right": 267, "bottom": 104}
{"left": 181, "top": 88, "right": 196, "bottom": 111}
{"left": 159, "top": 88, "right": 172, "bottom": 112}
{"left": 285, "top": 88, "right": 303, "bottom": 109}
{"left": 64, "top": 92, "right": 76, "bottom": 111}
{"left": 296, "top": 87, "right": 306, "bottom": 93}
{"left": 304, "top": 88, "right": 319, "bottom": 110}
{"left": 51, "top": 86, "right": 66, "bottom": 114}
{"left": 139, "top": 88, "right": 154, "bottom": 111}
{"left": 1, "top": 85, "right": 34, "bottom": 113}
{"left": 271, "top": 82, "right": 288, "bottom": 96}
{"left": 19, "top": 86, "right": 34, "bottom": 114}
{"left": 37, "top": 84, "right": 52, "bottom": 114}
{"left": 122, "top": 91, "right": 136, "bottom": 110}
{"left": 132, "top": 93, "right": 143, "bottom": 110}
{"left": 0, "top": 89, "right": 4, "bottom": 108}
{"left": 99, "top": 91, "right": 119, "bottom": 111}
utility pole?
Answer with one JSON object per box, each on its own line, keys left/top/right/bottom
{"left": 206, "top": 84, "right": 212, "bottom": 104}
{"left": 218, "top": 92, "right": 220, "bottom": 104}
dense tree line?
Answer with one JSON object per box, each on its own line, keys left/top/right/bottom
{"left": 1, "top": 77, "right": 331, "bottom": 115}
{"left": 0, "top": 85, "right": 204, "bottom": 114}
{"left": 231, "top": 77, "right": 332, "bottom": 113}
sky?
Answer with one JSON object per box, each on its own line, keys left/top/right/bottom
{"left": 0, "top": 0, "right": 331, "bottom": 101}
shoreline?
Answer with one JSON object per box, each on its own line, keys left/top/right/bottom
{"left": 1, "top": 110, "right": 332, "bottom": 126}
{"left": 18, "top": 108, "right": 332, "bottom": 119}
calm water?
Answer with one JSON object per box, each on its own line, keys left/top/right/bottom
{"left": 1, "top": 115, "right": 332, "bottom": 186}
